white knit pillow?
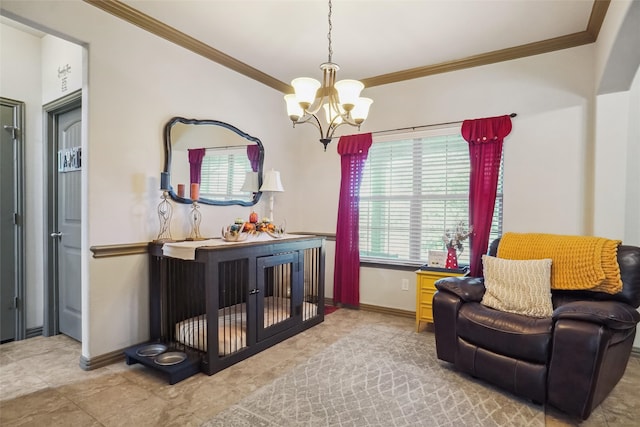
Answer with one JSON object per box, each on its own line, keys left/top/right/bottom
{"left": 481, "top": 255, "right": 553, "bottom": 318}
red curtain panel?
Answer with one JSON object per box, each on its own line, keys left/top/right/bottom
{"left": 188, "top": 148, "right": 206, "bottom": 184}
{"left": 334, "top": 133, "right": 373, "bottom": 307}
{"left": 246, "top": 144, "right": 261, "bottom": 172}
{"left": 461, "top": 115, "right": 512, "bottom": 277}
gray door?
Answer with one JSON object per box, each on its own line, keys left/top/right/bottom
{"left": 55, "top": 107, "right": 82, "bottom": 341}
{"left": 1, "top": 103, "right": 17, "bottom": 342}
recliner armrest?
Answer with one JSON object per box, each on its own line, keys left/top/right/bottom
{"left": 434, "top": 277, "right": 485, "bottom": 302}
{"left": 553, "top": 300, "right": 640, "bottom": 330}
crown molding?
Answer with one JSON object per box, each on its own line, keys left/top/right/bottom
{"left": 83, "top": 0, "right": 290, "bottom": 93}
{"left": 85, "top": 0, "right": 609, "bottom": 92}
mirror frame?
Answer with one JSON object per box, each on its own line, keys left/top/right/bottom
{"left": 163, "top": 117, "right": 264, "bottom": 206}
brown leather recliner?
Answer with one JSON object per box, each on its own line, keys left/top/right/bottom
{"left": 433, "top": 238, "right": 640, "bottom": 420}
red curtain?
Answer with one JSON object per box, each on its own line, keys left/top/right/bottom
{"left": 334, "top": 133, "right": 373, "bottom": 307}
{"left": 461, "top": 115, "right": 512, "bottom": 277}
{"left": 188, "top": 148, "right": 206, "bottom": 184}
{"left": 246, "top": 145, "right": 261, "bottom": 172}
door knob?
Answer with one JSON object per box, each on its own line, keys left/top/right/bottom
{"left": 50, "top": 232, "right": 62, "bottom": 238}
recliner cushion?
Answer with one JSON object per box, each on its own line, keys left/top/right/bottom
{"left": 481, "top": 255, "right": 554, "bottom": 318}
{"left": 458, "top": 302, "right": 553, "bottom": 364}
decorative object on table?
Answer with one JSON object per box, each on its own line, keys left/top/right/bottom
{"left": 190, "top": 182, "right": 200, "bottom": 201}
{"left": 221, "top": 224, "right": 249, "bottom": 242}
{"left": 186, "top": 201, "right": 204, "bottom": 241}
{"left": 154, "top": 172, "right": 174, "bottom": 243}
{"left": 442, "top": 221, "right": 473, "bottom": 269}
{"left": 284, "top": 0, "right": 373, "bottom": 151}
{"left": 259, "top": 169, "right": 284, "bottom": 221}
{"left": 186, "top": 183, "right": 204, "bottom": 241}
{"left": 427, "top": 250, "right": 447, "bottom": 268}
{"left": 249, "top": 211, "right": 259, "bottom": 224}
{"left": 265, "top": 219, "right": 287, "bottom": 239}
{"left": 177, "top": 183, "right": 185, "bottom": 198}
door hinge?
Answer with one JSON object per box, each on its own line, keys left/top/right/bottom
{"left": 3, "top": 125, "right": 18, "bottom": 139}
{"left": 13, "top": 213, "right": 21, "bottom": 226}
{"left": 14, "top": 296, "right": 19, "bottom": 309}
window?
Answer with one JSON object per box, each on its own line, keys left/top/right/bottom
{"left": 359, "top": 128, "right": 503, "bottom": 266}
{"left": 199, "top": 147, "right": 252, "bottom": 201}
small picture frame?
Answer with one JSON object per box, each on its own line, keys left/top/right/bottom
{"left": 428, "top": 250, "right": 447, "bottom": 268}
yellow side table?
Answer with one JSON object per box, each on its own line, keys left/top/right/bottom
{"left": 416, "top": 267, "right": 467, "bottom": 332}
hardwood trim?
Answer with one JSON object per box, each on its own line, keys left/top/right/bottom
{"left": 325, "top": 298, "right": 414, "bottom": 319}
{"left": 79, "top": 349, "right": 125, "bottom": 371}
{"left": 82, "top": 0, "right": 290, "bottom": 93}
{"left": 90, "top": 242, "right": 149, "bottom": 258}
{"left": 586, "top": 0, "right": 611, "bottom": 40}
{"left": 84, "top": 1, "right": 609, "bottom": 91}
{"left": 359, "top": 303, "right": 415, "bottom": 319}
{"left": 362, "top": 31, "right": 595, "bottom": 88}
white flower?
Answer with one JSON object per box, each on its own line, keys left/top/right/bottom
{"left": 442, "top": 221, "right": 473, "bottom": 253}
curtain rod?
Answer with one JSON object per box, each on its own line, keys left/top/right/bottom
{"left": 366, "top": 113, "right": 517, "bottom": 137}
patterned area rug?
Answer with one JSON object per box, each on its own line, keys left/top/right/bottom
{"left": 205, "top": 325, "right": 544, "bottom": 426}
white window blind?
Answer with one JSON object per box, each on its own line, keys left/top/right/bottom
{"left": 199, "top": 148, "right": 252, "bottom": 200}
{"left": 359, "top": 129, "right": 503, "bottom": 265}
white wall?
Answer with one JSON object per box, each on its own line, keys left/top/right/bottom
{"left": 0, "top": 23, "right": 44, "bottom": 330}
{"left": 625, "top": 68, "right": 640, "bottom": 246}
{"left": 593, "top": 91, "right": 630, "bottom": 240}
{"left": 41, "top": 34, "right": 83, "bottom": 104}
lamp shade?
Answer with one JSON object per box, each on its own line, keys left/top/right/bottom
{"left": 291, "top": 77, "right": 321, "bottom": 106}
{"left": 335, "top": 79, "right": 364, "bottom": 110}
{"left": 240, "top": 171, "right": 259, "bottom": 192}
{"left": 284, "top": 94, "right": 304, "bottom": 121}
{"left": 260, "top": 170, "right": 284, "bottom": 192}
{"left": 351, "top": 97, "right": 373, "bottom": 123}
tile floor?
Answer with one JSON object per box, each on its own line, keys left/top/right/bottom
{"left": 1, "top": 309, "right": 638, "bottom": 426}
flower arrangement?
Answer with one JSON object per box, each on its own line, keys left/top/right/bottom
{"left": 443, "top": 221, "right": 473, "bottom": 253}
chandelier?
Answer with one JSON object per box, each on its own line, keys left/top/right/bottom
{"left": 284, "top": 0, "right": 373, "bottom": 151}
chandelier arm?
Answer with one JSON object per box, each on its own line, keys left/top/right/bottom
{"left": 294, "top": 113, "right": 333, "bottom": 142}
{"left": 295, "top": 114, "right": 321, "bottom": 131}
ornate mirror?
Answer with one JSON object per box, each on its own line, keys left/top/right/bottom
{"left": 163, "top": 117, "right": 264, "bottom": 206}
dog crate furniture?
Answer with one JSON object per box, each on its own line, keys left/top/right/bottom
{"left": 124, "top": 235, "right": 325, "bottom": 384}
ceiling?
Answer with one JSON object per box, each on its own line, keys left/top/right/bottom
{"left": 82, "top": 1, "right": 611, "bottom": 92}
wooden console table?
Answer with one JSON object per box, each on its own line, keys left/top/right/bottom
{"left": 125, "top": 234, "right": 325, "bottom": 384}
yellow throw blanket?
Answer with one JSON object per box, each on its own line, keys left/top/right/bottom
{"left": 497, "top": 232, "right": 622, "bottom": 294}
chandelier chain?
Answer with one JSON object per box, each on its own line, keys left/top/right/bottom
{"left": 327, "top": 0, "right": 333, "bottom": 63}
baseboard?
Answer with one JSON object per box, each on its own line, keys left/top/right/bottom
{"left": 359, "top": 303, "right": 415, "bottom": 319}
{"left": 25, "top": 326, "right": 43, "bottom": 339}
{"left": 79, "top": 348, "right": 125, "bottom": 371}
{"left": 632, "top": 347, "right": 640, "bottom": 358}
{"left": 325, "top": 298, "right": 415, "bottom": 319}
